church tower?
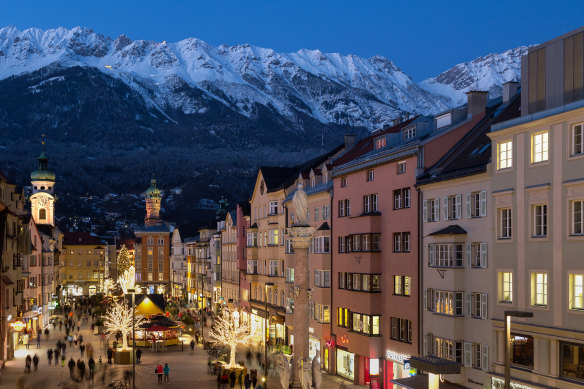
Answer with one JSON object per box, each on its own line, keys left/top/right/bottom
{"left": 30, "top": 142, "right": 56, "bottom": 226}
{"left": 145, "top": 177, "right": 161, "bottom": 226}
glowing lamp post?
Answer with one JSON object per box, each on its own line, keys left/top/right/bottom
{"left": 504, "top": 311, "right": 533, "bottom": 389}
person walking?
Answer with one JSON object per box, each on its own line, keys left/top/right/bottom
{"left": 68, "top": 358, "right": 76, "bottom": 379}
{"left": 190, "top": 339, "right": 195, "bottom": 354}
{"left": 24, "top": 334, "right": 30, "bottom": 350}
{"left": 156, "top": 363, "right": 163, "bottom": 384}
{"left": 80, "top": 343, "right": 85, "bottom": 357}
{"left": 25, "top": 355, "right": 32, "bottom": 373}
{"left": 251, "top": 374, "right": 257, "bottom": 389}
{"left": 88, "top": 357, "right": 95, "bottom": 381}
{"left": 32, "top": 354, "right": 39, "bottom": 372}
{"left": 244, "top": 374, "right": 251, "bottom": 389}
{"left": 221, "top": 369, "right": 229, "bottom": 389}
{"left": 54, "top": 348, "right": 60, "bottom": 366}
{"left": 78, "top": 360, "right": 86, "bottom": 382}
{"left": 61, "top": 353, "right": 66, "bottom": 367}
{"left": 59, "top": 321, "right": 62, "bottom": 331}
{"left": 47, "top": 348, "right": 53, "bottom": 365}
{"left": 136, "top": 347, "right": 142, "bottom": 363}
{"left": 36, "top": 329, "right": 41, "bottom": 348}
{"left": 107, "top": 347, "right": 113, "bottom": 364}
{"left": 163, "top": 363, "right": 170, "bottom": 383}
{"left": 230, "top": 369, "right": 236, "bottom": 388}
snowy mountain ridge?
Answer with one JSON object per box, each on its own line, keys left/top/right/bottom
{"left": 0, "top": 26, "right": 528, "bottom": 130}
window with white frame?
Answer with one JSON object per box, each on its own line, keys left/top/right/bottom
{"left": 533, "top": 204, "right": 548, "bottom": 237}
{"left": 269, "top": 260, "right": 279, "bottom": 276}
{"left": 498, "top": 208, "right": 512, "bottom": 239}
{"left": 531, "top": 272, "right": 548, "bottom": 306}
{"left": 393, "top": 275, "right": 411, "bottom": 296}
{"left": 363, "top": 194, "right": 378, "bottom": 213}
{"left": 393, "top": 233, "right": 401, "bottom": 252}
{"left": 393, "top": 232, "right": 410, "bottom": 253}
{"left": 375, "top": 137, "right": 386, "bottom": 149}
{"left": 428, "top": 335, "right": 463, "bottom": 363}
{"left": 425, "top": 289, "right": 464, "bottom": 316}
{"left": 338, "top": 199, "right": 350, "bottom": 217}
{"left": 570, "top": 273, "right": 584, "bottom": 310}
{"left": 247, "top": 260, "right": 258, "bottom": 274}
{"left": 424, "top": 198, "right": 440, "bottom": 222}
{"left": 269, "top": 201, "right": 279, "bottom": 215}
{"left": 314, "top": 270, "right": 330, "bottom": 287}
{"left": 429, "top": 243, "right": 464, "bottom": 268}
{"left": 311, "top": 176, "right": 315, "bottom": 188}
{"left": 367, "top": 169, "right": 374, "bottom": 182}
{"left": 247, "top": 232, "right": 258, "bottom": 247}
{"left": 269, "top": 229, "right": 279, "bottom": 245}
{"left": 285, "top": 239, "right": 294, "bottom": 254}
{"left": 391, "top": 317, "right": 412, "bottom": 343}
{"left": 403, "top": 126, "right": 416, "bottom": 140}
{"left": 394, "top": 188, "right": 411, "bottom": 209}
{"left": 147, "top": 237, "right": 153, "bottom": 245}
{"left": 466, "top": 190, "right": 487, "bottom": 218}
{"left": 397, "top": 161, "right": 407, "bottom": 174}
{"left": 314, "top": 207, "right": 319, "bottom": 221}
{"left": 341, "top": 176, "right": 348, "bottom": 188}
{"left": 158, "top": 237, "right": 164, "bottom": 245}
{"left": 285, "top": 268, "right": 295, "bottom": 283}
{"left": 573, "top": 123, "right": 584, "bottom": 156}
{"left": 467, "top": 242, "right": 487, "bottom": 268}
{"left": 322, "top": 205, "right": 329, "bottom": 220}
{"left": 499, "top": 272, "right": 513, "bottom": 303}
{"left": 497, "top": 140, "right": 513, "bottom": 170}
{"left": 469, "top": 292, "right": 488, "bottom": 319}
{"left": 571, "top": 200, "right": 584, "bottom": 235}
{"left": 531, "top": 131, "right": 549, "bottom": 163}
{"left": 442, "top": 195, "right": 462, "bottom": 220}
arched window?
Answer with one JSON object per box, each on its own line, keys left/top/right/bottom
{"left": 40, "top": 186, "right": 45, "bottom": 190}
{"left": 39, "top": 208, "right": 46, "bottom": 221}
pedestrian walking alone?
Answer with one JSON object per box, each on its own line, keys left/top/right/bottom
{"left": 251, "top": 374, "right": 257, "bottom": 389}
{"left": 47, "top": 348, "right": 53, "bottom": 365}
{"left": 68, "top": 358, "right": 75, "bottom": 378}
{"left": 36, "top": 329, "right": 41, "bottom": 348}
{"left": 156, "top": 363, "right": 163, "bottom": 384}
{"left": 80, "top": 343, "right": 85, "bottom": 357}
{"left": 163, "top": 363, "right": 170, "bottom": 383}
{"left": 78, "top": 360, "right": 86, "bottom": 382}
{"left": 244, "top": 374, "right": 251, "bottom": 389}
{"left": 190, "top": 339, "right": 195, "bottom": 354}
{"left": 136, "top": 347, "right": 142, "bottom": 363}
{"left": 33, "top": 354, "right": 39, "bottom": 372}
{"left": 54, "top": 348, "right": 60, "bottom": 366}
{"left": 107, "top": 347, "right": 113, "bottom": 364}
{"left": 25, "top": 355, "right": 32, "bottom": 373}
{"left": 88, "top": 357, "right": 95, "bottom": 382}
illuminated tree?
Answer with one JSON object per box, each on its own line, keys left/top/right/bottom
{"left": 209, "top": 310, "right": 259, "bottom": 367}
{"left": 103, "top": 300, "right": 145, "bottom": 350}
{"left": 118, "top": 265, "right": 135, "bottom": 295}
{"left": 117, "top": 245, "right": 133, "bottom": 276}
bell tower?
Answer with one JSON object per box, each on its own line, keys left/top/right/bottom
{"left": 145, "top": 177, "right": 161, "bottom": 226}
{"left": 30, "top": 140, "right": 56, "bottom": 226}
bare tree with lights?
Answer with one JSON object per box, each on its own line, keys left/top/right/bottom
{"left": 117, "top": 244, "right": 133, "bottom": 276}
{"left": 104, "top": 300, "right": 145, "bottom": 350}
{"left": 209, "top": 310, "right": 259, "bottom": 367}
{"left": 118, "top": 265, "right": 136, "bottom": 295}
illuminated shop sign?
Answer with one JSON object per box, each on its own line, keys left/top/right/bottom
{"left": 385, "top": 350, "right": 410, "bottom": 363}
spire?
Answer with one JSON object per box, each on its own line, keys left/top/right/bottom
{"left": 31, "top": 135, "right": 55, "bottom": 183}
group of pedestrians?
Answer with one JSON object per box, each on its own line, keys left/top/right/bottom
{"left": 23, "top": 354, "right": 39, "bottom": 373}
{"left": 155, "top": 363, "right": 170, "bottom": 384}
{"left": 216, "top": 365, "right": 256, "bottom": 389}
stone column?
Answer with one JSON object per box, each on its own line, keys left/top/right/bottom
{"left": 289, "top": 226, "right": 315, "bottom": 389}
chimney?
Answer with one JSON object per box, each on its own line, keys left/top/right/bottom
{"left": 344, "top": 135, "right": 356, "bottom": 149}
{"left": 502, "top": 81, "right": 518, "bottom": 103}
{"left": 466, "top": 91, "right": 488, "bottom": 118}
{"left": 392, "top": 117, "right": 401, "bottom": 127}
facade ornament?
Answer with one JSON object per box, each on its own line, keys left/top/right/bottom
{"left": 307, "top": 288, "right": 313, "bottom": 301}
{"left": 294, "top": 286, "right": 302, "bottom": 298}
{"left": 312, "top": 349, "right": 322, "bottom": 389}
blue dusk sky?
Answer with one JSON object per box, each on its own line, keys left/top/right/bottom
{"left": 1, "top": 0, "right": 582, "bottom": 80}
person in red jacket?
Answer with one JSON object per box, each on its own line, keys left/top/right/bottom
{"left": 156, "top": 363, "right": 163, "bottom": 384}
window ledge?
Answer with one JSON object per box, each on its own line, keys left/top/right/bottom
{"left": 567, "top": 308, "right": 584, "bottom": 315}
{"left": 530, "top": 304, "right": 549, "bottom": 311}
{"left": 497, "top": 237, "right": 513, "bottom": 243}
{"left": 529, "top": 160, "right": 550, "bottom": 168}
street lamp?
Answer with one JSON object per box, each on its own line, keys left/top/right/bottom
{"left": 264, "top": 282, "right": 274, "bottom": 389}
{"left": 504, "top": 311, "right": 533, "bottom": 389}
{"left": 128, "top": 288, "right": 136, "bottom": 389}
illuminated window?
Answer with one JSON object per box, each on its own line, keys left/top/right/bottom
{"left": 498, "top": 272, "right": 513, "bottom": 303}
{"left": 531, "top": 272, "right": 548, "bottom": 306}
{"left": 375, "top": 137, "right": 386, "bottom": 149}
{"left": 497, "top": 140, "right": 513, "bottom": 170}
{"left": 570, "top": 274, "right": 584, "bottom": 310}
{"left": 531, "top": 131, "right": 549, "bottom": 163}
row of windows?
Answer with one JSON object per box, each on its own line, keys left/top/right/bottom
{"left": 338, "top": 234, "right": 381, "bottom": 253}
{"left": 424, "top": 334, "right": 489, "bottom": 370}
{"left": 309, "top": 302, "right": 330, "bottom": 323}
{"left": 428, "top": 242, "right": 487, "bottom": 268}
{"left": 337, "top": 307, "right": 381, "bottom": 336}
{"left": 424, "top": 191, "right": 487, "bottom": 222}
{"left": 390, "top": 317, "right": 413, "bottom": 343}
{"left": 497, "top": 271, "right": 584, "bottom": 310}
{"left": 146, "top": 237, "right": 165, "bottom": 245}
{"left": 65, "top": 250, "right": 104, "bottom": 256}
{"left": 424, "top": 289, "right": 488, "bottom": 319}
{"left": 495, "top": 125, "right": 584, "bottom": 171}
{"left": 66, "top": 261, "right": 103, "bottom": 267}
{"left": 338, "top": 272, "right": 381, "bottom": 292}
{"left": 393, "top": 232, "right": 411, "bottom": 253}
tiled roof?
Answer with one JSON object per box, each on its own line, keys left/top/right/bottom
{"left": 429, "top": 225, "right": 467, "bottom": 236}
{"left": 63, "top": 231, "right": 105, "bottom": 246}
{"left": 135, "top": 222, "right": 174, "bottom": 234}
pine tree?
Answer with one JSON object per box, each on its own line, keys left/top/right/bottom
{"left": 117, "top": 244, "right": 132, "bottom": 276}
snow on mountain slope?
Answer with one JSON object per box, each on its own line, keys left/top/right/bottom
{"left": 0, "top": 26, "right": 527, "bottom": 131}
{"left": 419, "top": 46, "right": 529, "bottom": 106}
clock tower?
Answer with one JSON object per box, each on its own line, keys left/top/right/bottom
{"left": 30, "top": 144, "right": 56, "bottom": 226}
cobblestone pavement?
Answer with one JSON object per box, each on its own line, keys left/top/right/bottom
{"left": 0, "top": 314, "right": 363, "bottom": 389}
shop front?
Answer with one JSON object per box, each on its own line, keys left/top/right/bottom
{"left": 383, "top": 349, "right": 415, "bottom": 388}
{"left": 336, "top": 347, "right": 356, "bottom": 381}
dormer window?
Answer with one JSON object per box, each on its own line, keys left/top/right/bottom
{"left": 436, "top": 113, "right": 452, "bottom": 129}
{"left": 375, "top": 137, "right": 386, "bottom": 149}
{"left": 311, "top": 177, "right": 315, "bottom": 189}
{"left": 323, "top": 173, "right": 328, "bottom": 185}
{"left": 403, "top": 126, "right": 416, "bottom": 140}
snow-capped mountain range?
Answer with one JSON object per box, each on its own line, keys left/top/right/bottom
{"left": 0, "top": 26, "right": 527, "bottom": 131}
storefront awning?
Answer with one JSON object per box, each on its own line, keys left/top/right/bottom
{"left": 409, "top": 355, "right": 461, "bottom": 375}
{"left": 391, "top": 375, "right": 464, "bottom": 389}
{"left": 2, "top": 276, "right": 14, "bottom": 285}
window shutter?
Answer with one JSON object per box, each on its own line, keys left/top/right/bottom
{"left": 423, "top": 289, "right": 427, "bottom": 310}
{"left": 480, "top": 242, "right": 488, "bottom": 268}
{"left": 481, "top": 293, "right": 488, "bottom": 319}
{"left": 423, "top": 333, "right": 428, "bottom": 355}
{"left": 434, "top": 200, "right": 440, "bottom": 221}
{"left": 463, "top": 342, "right": 472, "bottom": 367}
{"left": 443, "top": 197, "right": 449, "bottom": 220}
{"left": 466, "top": 194, "right": 471, "bottom": 218}
{"left": 466, "top": 243, "right": 472, "bottom": 268}
{"left": 480, "top": 190, "right": 487, "bottom": 217}
{"left": 423, "top": 200, "right": 428, "bottom": 222}
{"left": 481, "top": 345, "right": 489, "bottom": 371}
{"left": 465, "top": 292, "right": 472, "bottom": 316}
{"left": 314, "top": 270, "right": 320, "bottom": 287}
{"left": 429, "top": 245, "right": 435, "bottom": 266}
{"left": 455, "top": 195, "right": 462, "bottom": 219}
